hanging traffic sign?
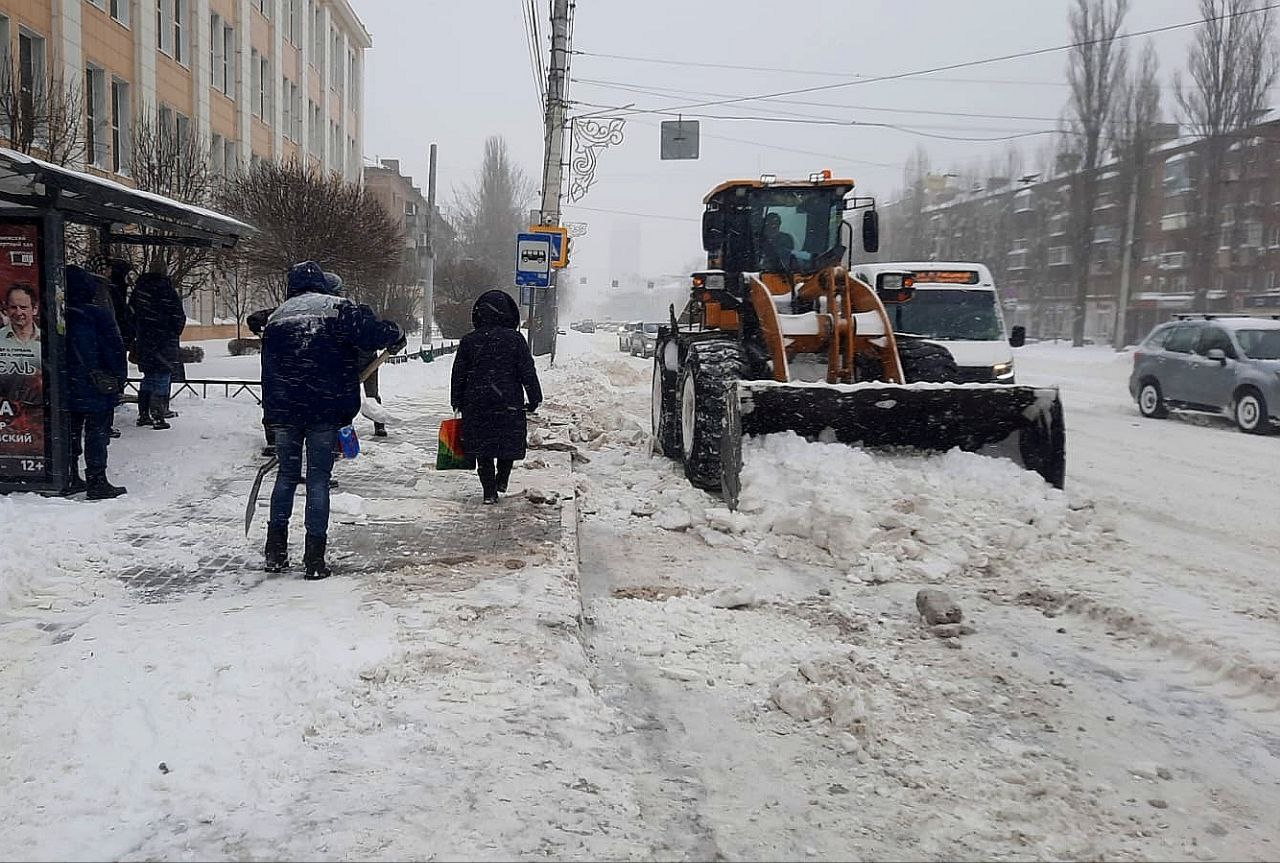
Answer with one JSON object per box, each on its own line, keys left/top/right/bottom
{"left": 515, "top": 233, "right": 552, "bottom": 287}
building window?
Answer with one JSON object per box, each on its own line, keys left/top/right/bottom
{"left": 18, "top": 29, "right": 47, "bottom": 120}
{"left": 259, "top": 55, "right": 270, "bottom": 117}
{"left": 110, "top": 78, "right": 130, "bottom": 174}
{"left": 174, "top": 0, "right": 187, "bottom": 64}
{"left": 85, "top": 66, "right": 107, "bottom": 167}
{"left": 211, "top": 132, "right": 223, "bottom": 173}
{"left": 110, "top": 0, "right": 129, "bottom": 26}
{"left": 282, "top": 75, "right": 292, "bottom": 137}
{"left": 349, "top": 49, "right": 358, "bottom": 102}
{"left": 312, "top": 3, "right": 324, "bottom": 66}
{"left": 209, "top": 14, "right": 220, "bottom": 87}
{"left": 1245, "top": 221, "right": 1264, "bottom": 248}
{"left": 1268, "top": 271, "right": 1279, "bottom": 291}
{"left": 211, "top": 18, "right": 234, "bottom": 96}
{"left": 175, "top": 112, "right": 190, "bottom": 143}
{"left": 1269, "top": 225, "right": 1280, "bottom": 248}
{"left": 224, "top": 139, "right": 238, "bottom": 172}
{"left": 286, "top": 0, "right": 301, "bottom": 44}
{"left": 330, "top": 29, "right": 343, "bottom": 91}
{"left": 250, "top": 50, "right": 261, "bottom": 116}
{"left": 255, "top": 0, "right": 271, "bottom": 19}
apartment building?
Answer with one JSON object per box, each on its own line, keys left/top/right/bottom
{"left": 883, "top": 119, "right": 1280, "bottom": 346}
{"left": 0, "top": 0, "right": 368, "bottom": 182}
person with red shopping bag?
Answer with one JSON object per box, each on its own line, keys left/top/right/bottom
{"left": 449, "top": 290, "right": 542, "bottom": 504}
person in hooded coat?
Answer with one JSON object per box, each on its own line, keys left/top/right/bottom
{"left": 450, "top": 289, "right": 543, "bottom": 504}
{"left": 65, "top": 265, "right": 128, "bottom": 499}
{"left": 129, "top": 267, "right": 186, "bottom": 430}
{"left": 260, "top": 261, "right": 405, "bottom": 579}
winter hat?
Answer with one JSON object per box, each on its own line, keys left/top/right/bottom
{"left": 323, "top": 271, "right": 345, "bottom": 296}
{"left": 286, "top": 260, "right": 328, "bottom": 297}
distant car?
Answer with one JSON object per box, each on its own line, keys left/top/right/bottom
{"left": 580, "top": 320, "right": 596, "bottom": 333}
{"left": 629, "top": 322, "right": 661, "bottom": 358}
{"left": 1129, "top": 315, "right": 1280, "bottom": 434}
{"left": 618, "top": 321, "right": 642, "bottom": 351}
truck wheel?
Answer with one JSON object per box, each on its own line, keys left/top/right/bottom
{"left": 678, "top": 341, "right": 747, "bottom": 490}
{"left": 652, "top": 347, "right": 682, "bottom": 457}
{"left": 897, "top": 339, "right": 960, "bottom": 383}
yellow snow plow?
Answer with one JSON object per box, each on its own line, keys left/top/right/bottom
{"left": 650, "top": 174, "right": 1065, "bottom": 507}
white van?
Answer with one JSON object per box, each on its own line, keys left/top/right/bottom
{"left": 851, "top": 261, "right": 1023, "bottom": 383}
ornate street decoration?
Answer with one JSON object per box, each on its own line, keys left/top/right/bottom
{"left": 568, "top": 117, "right": 625, "bottom": 203}
{"left": 563, "top": 221, "right": 589, "bottom": 237}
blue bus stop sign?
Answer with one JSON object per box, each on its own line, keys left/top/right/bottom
{"left": 515, "top": 233, "right": 552, "bottom": 288}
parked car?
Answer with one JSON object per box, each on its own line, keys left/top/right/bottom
{"left": 629, "top": 322, "right": 661, "bottom": 358}
{"left": 1129, "top": 315, "right": 1280, "bottom": 434}
{"left": 618, "top": 321, "right": 642, "bottom": 351}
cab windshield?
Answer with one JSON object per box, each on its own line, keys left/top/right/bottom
{"left": 750, "top": 188, "right": 844, "bottom": 271}
{"left": 888, "top": 289, "right": 1004, "bottom": 341}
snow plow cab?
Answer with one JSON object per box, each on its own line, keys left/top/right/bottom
{"left": 650, "top": 173, "right": 1065, "bottom": 506}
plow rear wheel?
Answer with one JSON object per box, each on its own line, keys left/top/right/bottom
{"left": 678, "top": 340, "right": 747, "bottom": 490}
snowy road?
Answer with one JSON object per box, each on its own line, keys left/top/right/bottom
{"left": 2, "top": 332, "right": 1278, "bottom": 860}
{"left": 557, "top": 332, "right": 1280, "bottom": 861}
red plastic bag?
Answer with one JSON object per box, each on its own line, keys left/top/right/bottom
{"left": 436, "top": 417, "right": 475, "bottom": 470}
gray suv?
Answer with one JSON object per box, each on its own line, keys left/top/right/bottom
{"left": 1129, "top": 315, "right": 1280, "bottom": 434}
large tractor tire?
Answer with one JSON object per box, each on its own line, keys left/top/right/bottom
{"left": 651, "top": 339, "right": 682, "bottom": 457}
{"left": 678, "top": 340, "right": 748, "bottom": 490}
{"left": 897, "top": 338, "right": 961, "bottom": 383}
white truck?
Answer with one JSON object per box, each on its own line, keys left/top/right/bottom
{"left": 851, "top": 261, "right": 1024, "bottom": 383}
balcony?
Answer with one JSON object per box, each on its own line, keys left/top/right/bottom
{"left": 1161, "top": 213, "right": 1189, "bottom": 231}
{"left": 1047, "top": 247, "right": 1071, "bottom": 266}
{"left": 1159, "top": 251, "right": 1187, "bottom": 270}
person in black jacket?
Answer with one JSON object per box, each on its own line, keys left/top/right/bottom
{"left": 450, "top": 289, "right": 543, "bottom": 505}
{"left": 261, "top": 261, "right": 405, "bottom": 579}
{"left": 65, "top": 266, "right": 128, "bottom": 499}
{"left": 129, "top": 268, "right": 186, "bottom": 430}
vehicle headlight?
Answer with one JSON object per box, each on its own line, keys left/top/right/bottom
{"left": 993, "top": 361, "right": 1015, "bottom": 379}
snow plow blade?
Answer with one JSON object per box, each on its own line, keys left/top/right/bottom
{"left": 721, "top": 381, "right": 1065, "bottom": 508}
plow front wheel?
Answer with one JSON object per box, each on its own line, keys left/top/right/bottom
{"left": 678, "top": 341, "right": 747, "bottom": 490}
{"left": 652, "top": 355, "right": 681, "bottom": 457}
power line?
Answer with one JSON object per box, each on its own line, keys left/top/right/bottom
{"left": 601, "top": 3, "right": 1280, "bottom": 118}
{"left": 573, "top": 50, "right": 1187, "bottom": 91}
{"left": 562, "top": 203, "right": 701, "bottom": 222}
{"left": 572, "top": 76, "right": 1064, "bottom": 124}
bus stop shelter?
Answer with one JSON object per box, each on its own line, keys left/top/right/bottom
{"left": 0, "top": 146, "right": 253, "bottom": 495}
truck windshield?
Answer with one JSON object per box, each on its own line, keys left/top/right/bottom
{"left": 889, "top": 289, "right": 1004, "bottom": 341}
{"left": 750, "top": 188, "right": 843, "bottom": 270}
{"left": 1236, "top": 329, "right": 1280, "bottom": 359}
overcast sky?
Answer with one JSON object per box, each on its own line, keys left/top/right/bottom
{"left": 351, "top": 0, "right": 1220, "bottom": 290}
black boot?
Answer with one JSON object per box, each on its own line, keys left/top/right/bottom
{"left": 67, "top": 468, "right": 86, "bottom": 494}
{"left": 496, "top": 461, "right": 512, "bottom": 495}
{"left": 151, "top": 395, "right": 171, "bottom": 430}
{"left": 264, "top": 524, "right": 289, "bottom": 573}
{"left": 303, "top": 534, "right": 331, "bottom": 580}
{"left": 373, "top": 422, "right": 387, "bottom": 437}
{"left": 85, "top": 471, "right": 127, "bottom": 500}
{"left": 136, "top": 392, "right": 153, "bottom": 426}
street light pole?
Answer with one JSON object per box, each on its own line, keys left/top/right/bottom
{"left": 424, "top": 142, "right": 437, "bottom": 352}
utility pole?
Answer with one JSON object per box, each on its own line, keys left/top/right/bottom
{"left": 531, "top": 0, "right": 572, "bottom": 359}
{"left": 1113, "top": 174, "right": 1139, "bottom": 351}
{"left": 423, "top": 142, "right": 438, "bottom": 352}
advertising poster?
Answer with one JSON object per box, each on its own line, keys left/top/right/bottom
{"left": 0, "top": 221, "right": 46, "bottom": 481}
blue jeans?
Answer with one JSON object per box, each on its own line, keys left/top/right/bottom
{"left": 139, "top": 372, "right": 171, "bottom": 397}
{"left": 268, "top": 424, "right": 337, "bottom": 538}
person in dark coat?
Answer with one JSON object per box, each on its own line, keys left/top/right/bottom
{"left": 129, "top": 268, "right": 186, "bottom": 430}
{"left": 247, "top": 303, "right": 278, "bottom": 454}
{"left": 65, "top": 265, "right": 128, "bottom": 499}
{"left": 261, "top": 261, "right": 405, "bottom": 579}
{"left": 450, "top": 289, "right": 543, "bottom": 505}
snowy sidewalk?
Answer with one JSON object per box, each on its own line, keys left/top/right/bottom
{"left": 0, "top": 357, "right": 658, "bottom": 861}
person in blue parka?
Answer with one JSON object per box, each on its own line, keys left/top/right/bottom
{"left": 260, "top": 261, "right": 404, "bottom": 579}
{"left": 65, "top": 265, "right": 128, "bottom": 499}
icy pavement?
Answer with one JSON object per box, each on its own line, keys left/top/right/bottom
{"left": 3, "top": 333, "right": 1280, "bottom": 860}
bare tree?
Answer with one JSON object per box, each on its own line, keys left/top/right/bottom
{"left": 1176, "top": 0, "right": 1278, "bottom": 309}
{"left": 434, "top": 256, "right": 508, "bottom": 339}
{"left": 452, "top": 135, "right": 536, "bottom": 270}
{"left": 128, "top": 109, "right": 215, "bottom": 295}
{"left": 0, "top": 58, "right": 85, "bottom": 166}
{"left": 1065, "top": 0, "right": 1129, "bottom": 346}
{"left": 211, "top": 255, "right": 266, "bottom": 340}
{"left": 218, "top": 159, "right": 403, "bottom": 304}
{"left": 886, "top": 146, "right": 932, "bottom": 259}
{"left": 1110, "top": 41, "right": 1162, "bottom": 347}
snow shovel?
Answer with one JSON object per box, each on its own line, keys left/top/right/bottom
{"left": 244, "top": 349, "right": 392, "bottom": 535}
